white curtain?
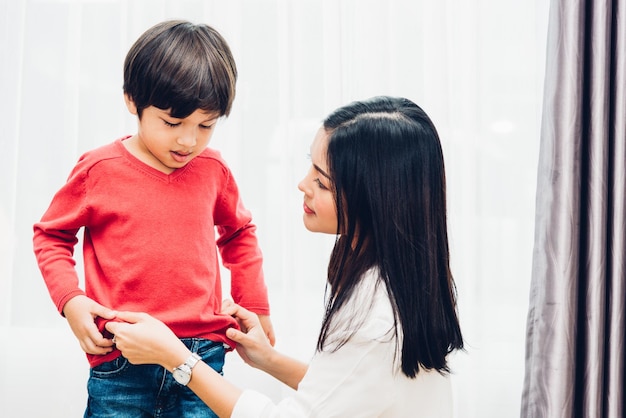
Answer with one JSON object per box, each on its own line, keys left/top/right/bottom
{"left": 0, "top": 0, "right": 548, "bottom": 416}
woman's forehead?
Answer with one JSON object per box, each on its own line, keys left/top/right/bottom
{"left": 310, "top": 127, "right": 328, "bottom": 159}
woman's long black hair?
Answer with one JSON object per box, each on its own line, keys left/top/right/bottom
{"left": 317, "top": 96, "right": 463, "bottom": 378}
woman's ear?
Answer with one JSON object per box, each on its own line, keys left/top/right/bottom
{"left": 124, "top": 93, "right": 138, "bottom": 116}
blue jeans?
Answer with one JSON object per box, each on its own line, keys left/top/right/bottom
{"left": 85, "top": 339, "right": 225, "bottom": 417}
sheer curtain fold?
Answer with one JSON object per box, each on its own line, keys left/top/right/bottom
{"left": 522, "top": 0, "right": 626, "bottom": 416}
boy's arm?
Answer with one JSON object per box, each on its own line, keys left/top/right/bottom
{"left": 213, "top": 164, "right": 273, "bottom": 345}
{"left": 33, "top": 162, "right": 90, "bottom": 313}
{"left": 33, "top": 159, "right": 115, "bottom": 353}
{"left": 257, "top": 315, "right": 276, "bottom": 346}
{"left": 34, "top": 218, "right": 117, "bottom": 354}
{"left": 216, "top": 222, "right": 268, "bottom": 312}
{"left": 217, "top": 222, "right": 275, "bottom": 344}
{"left": 213, "top": 170, "right": 270, "bottom": 313}
{"left": 34, "top": 216, "right": 116, "bottom": 354}
{"left": 33, "top": 222, "right": 84, "bottom": 312}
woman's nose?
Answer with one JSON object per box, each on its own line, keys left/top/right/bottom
{"left": 297, "top": 178, "right": 306, "bottom": 193}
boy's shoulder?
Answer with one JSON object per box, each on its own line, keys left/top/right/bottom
{"left": 197, "top": 146, "right": 224, "bottom": 160}
{"left": 73, "top": 137, "right": 127, "bottom": 172}
{"left": 194, "top": 146, "right": 229, "bottom": 170}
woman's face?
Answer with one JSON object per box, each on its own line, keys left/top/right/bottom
{"left": 297, "top": 128, "right": 338, "bottom": 234}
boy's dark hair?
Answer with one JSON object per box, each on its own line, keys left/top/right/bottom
{"left": 318, "top": 96, "right": 464, "bottom": 378}
{"left": 123, "top": 20, "right": 237, "bottom": 118}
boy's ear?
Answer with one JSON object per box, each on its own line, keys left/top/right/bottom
{"left": 124, "top": 94, "right": 138, "bottom": 115}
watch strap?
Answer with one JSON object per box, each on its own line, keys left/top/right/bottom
{"left": 172, "top": 352, "right": 202, "bottom": 386}
{"left": 185, "top": 352, "right": 202, "bottom": 370}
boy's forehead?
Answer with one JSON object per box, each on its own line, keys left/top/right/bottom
{"left": 193, "top": 109, "right": 220, "bottom": 119}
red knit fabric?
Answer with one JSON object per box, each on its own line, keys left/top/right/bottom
{"left": 34, "top": 137, "right": 269, "bottom": 367}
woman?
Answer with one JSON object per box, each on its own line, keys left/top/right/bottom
{"left": 107, "top": 96, "right": 464, "bottom": 417}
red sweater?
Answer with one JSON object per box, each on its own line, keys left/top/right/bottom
{"left": 33, "top": 138, "right": 270, "bottom": 367}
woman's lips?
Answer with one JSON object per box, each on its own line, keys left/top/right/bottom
{"left": 303, "top": 203, "right": 315, "bottom": 214}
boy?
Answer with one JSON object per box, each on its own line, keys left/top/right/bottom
{"left": 33, "top": 20, "right": 274, "bottom": 417}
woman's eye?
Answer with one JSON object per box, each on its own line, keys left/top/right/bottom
{"left": 200, "top": 124, "right": 214, "bottom": 130}
{"left": 315, "top": 178, "right": 328, "bottom": 190}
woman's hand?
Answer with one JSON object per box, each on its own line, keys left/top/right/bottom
{"left": 108, "top": 312, "right": 242, "bottom": 416}
{"left": 221, "top": 300, "right": 276, "bottom": 371}
{"left": 222, "top": 300, "right": 308, "bottom": 389}
{"left": 105, "top": 312, "right": 190, "bottom": 371}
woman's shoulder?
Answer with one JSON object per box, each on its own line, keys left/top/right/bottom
{"left": 341, "top": 268, "right": 396, "bottom": 341}
{"left": 351, "top": 268, "right": 392, "bottom": 313}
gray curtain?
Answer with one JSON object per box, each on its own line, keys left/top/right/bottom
{"left": 522, "top": 0, "right": 626, "bottom": 417}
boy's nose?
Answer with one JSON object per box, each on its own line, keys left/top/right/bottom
{"left": 177, "top": 133, "right": 197, "bottom": 147}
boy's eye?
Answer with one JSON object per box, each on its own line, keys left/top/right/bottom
{"left": 200, "top": 124, "right": 214, "bottom": 130}
{"left": 163, "top": 120, "right": 180, "bottom": 127}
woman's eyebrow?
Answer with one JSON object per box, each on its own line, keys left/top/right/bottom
{"left": 313, "top": 163, "right": 331, "bottom": 180}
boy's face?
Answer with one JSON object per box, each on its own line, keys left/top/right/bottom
{"left": 124, "top": 95, "right": 220, "bottom": 174}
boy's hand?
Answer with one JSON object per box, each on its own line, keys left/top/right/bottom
{"left": 62, "top": 295, "right": 117, "bottom": 355}
{"left": 257, "top": 315, "right": 276, "bottom": 346}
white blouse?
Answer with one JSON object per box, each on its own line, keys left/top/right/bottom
{"left": 231, "top": 269, "right": 453, "bottom": 417}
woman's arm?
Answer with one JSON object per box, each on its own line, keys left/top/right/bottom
{"left": 222, "top": 301, "right": 308, "bottom": 389}
{"left": 105, "top": 304, "right": 308, "bottom": 414}
{"left": 185, "top": 360, "right": 242, "bottom": 417}
{"left": 106, "top": 311, "right": 241, "bottom": 417}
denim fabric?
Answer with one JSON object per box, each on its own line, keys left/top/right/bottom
{"left": 85, "top": 339, "right": 225, "bottom": 417}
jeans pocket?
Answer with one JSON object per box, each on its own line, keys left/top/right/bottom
{"left": 90, "top": 356, "right": 130, "bottom": 379}
{"left": 195, "top": 341, "right": 225, "bottom": 375}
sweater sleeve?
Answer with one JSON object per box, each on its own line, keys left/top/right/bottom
{"left": 33, "top": 161, "right": 90, "bottom": 314}
{"left": 213, "top": 167, "right": 269, "bottom": 315}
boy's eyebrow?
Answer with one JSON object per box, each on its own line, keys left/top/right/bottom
{"left": 313, "top": 163, "right": 331, "bottom": 180}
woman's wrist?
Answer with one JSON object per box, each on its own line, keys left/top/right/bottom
{"left": 163, "top": 344, "right": 193, "bottom": 371}
{"left": 258, "top": 347, "right": 285, "bottom": 374}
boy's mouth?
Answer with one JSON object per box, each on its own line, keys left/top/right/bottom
{"left": 171, "top": 150, "right": 192, "bottom": 163}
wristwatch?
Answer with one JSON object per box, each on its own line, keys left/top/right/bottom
{"left": 172, "top": 353, "right": 202, "bottom": 386}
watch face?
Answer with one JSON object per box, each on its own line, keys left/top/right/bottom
{"left": 173, "top": 366, "right": 191, "bottom": 385}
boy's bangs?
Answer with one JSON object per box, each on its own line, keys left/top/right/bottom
{"left": 149, "top": 50, "right": 230, "bottom": 118}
